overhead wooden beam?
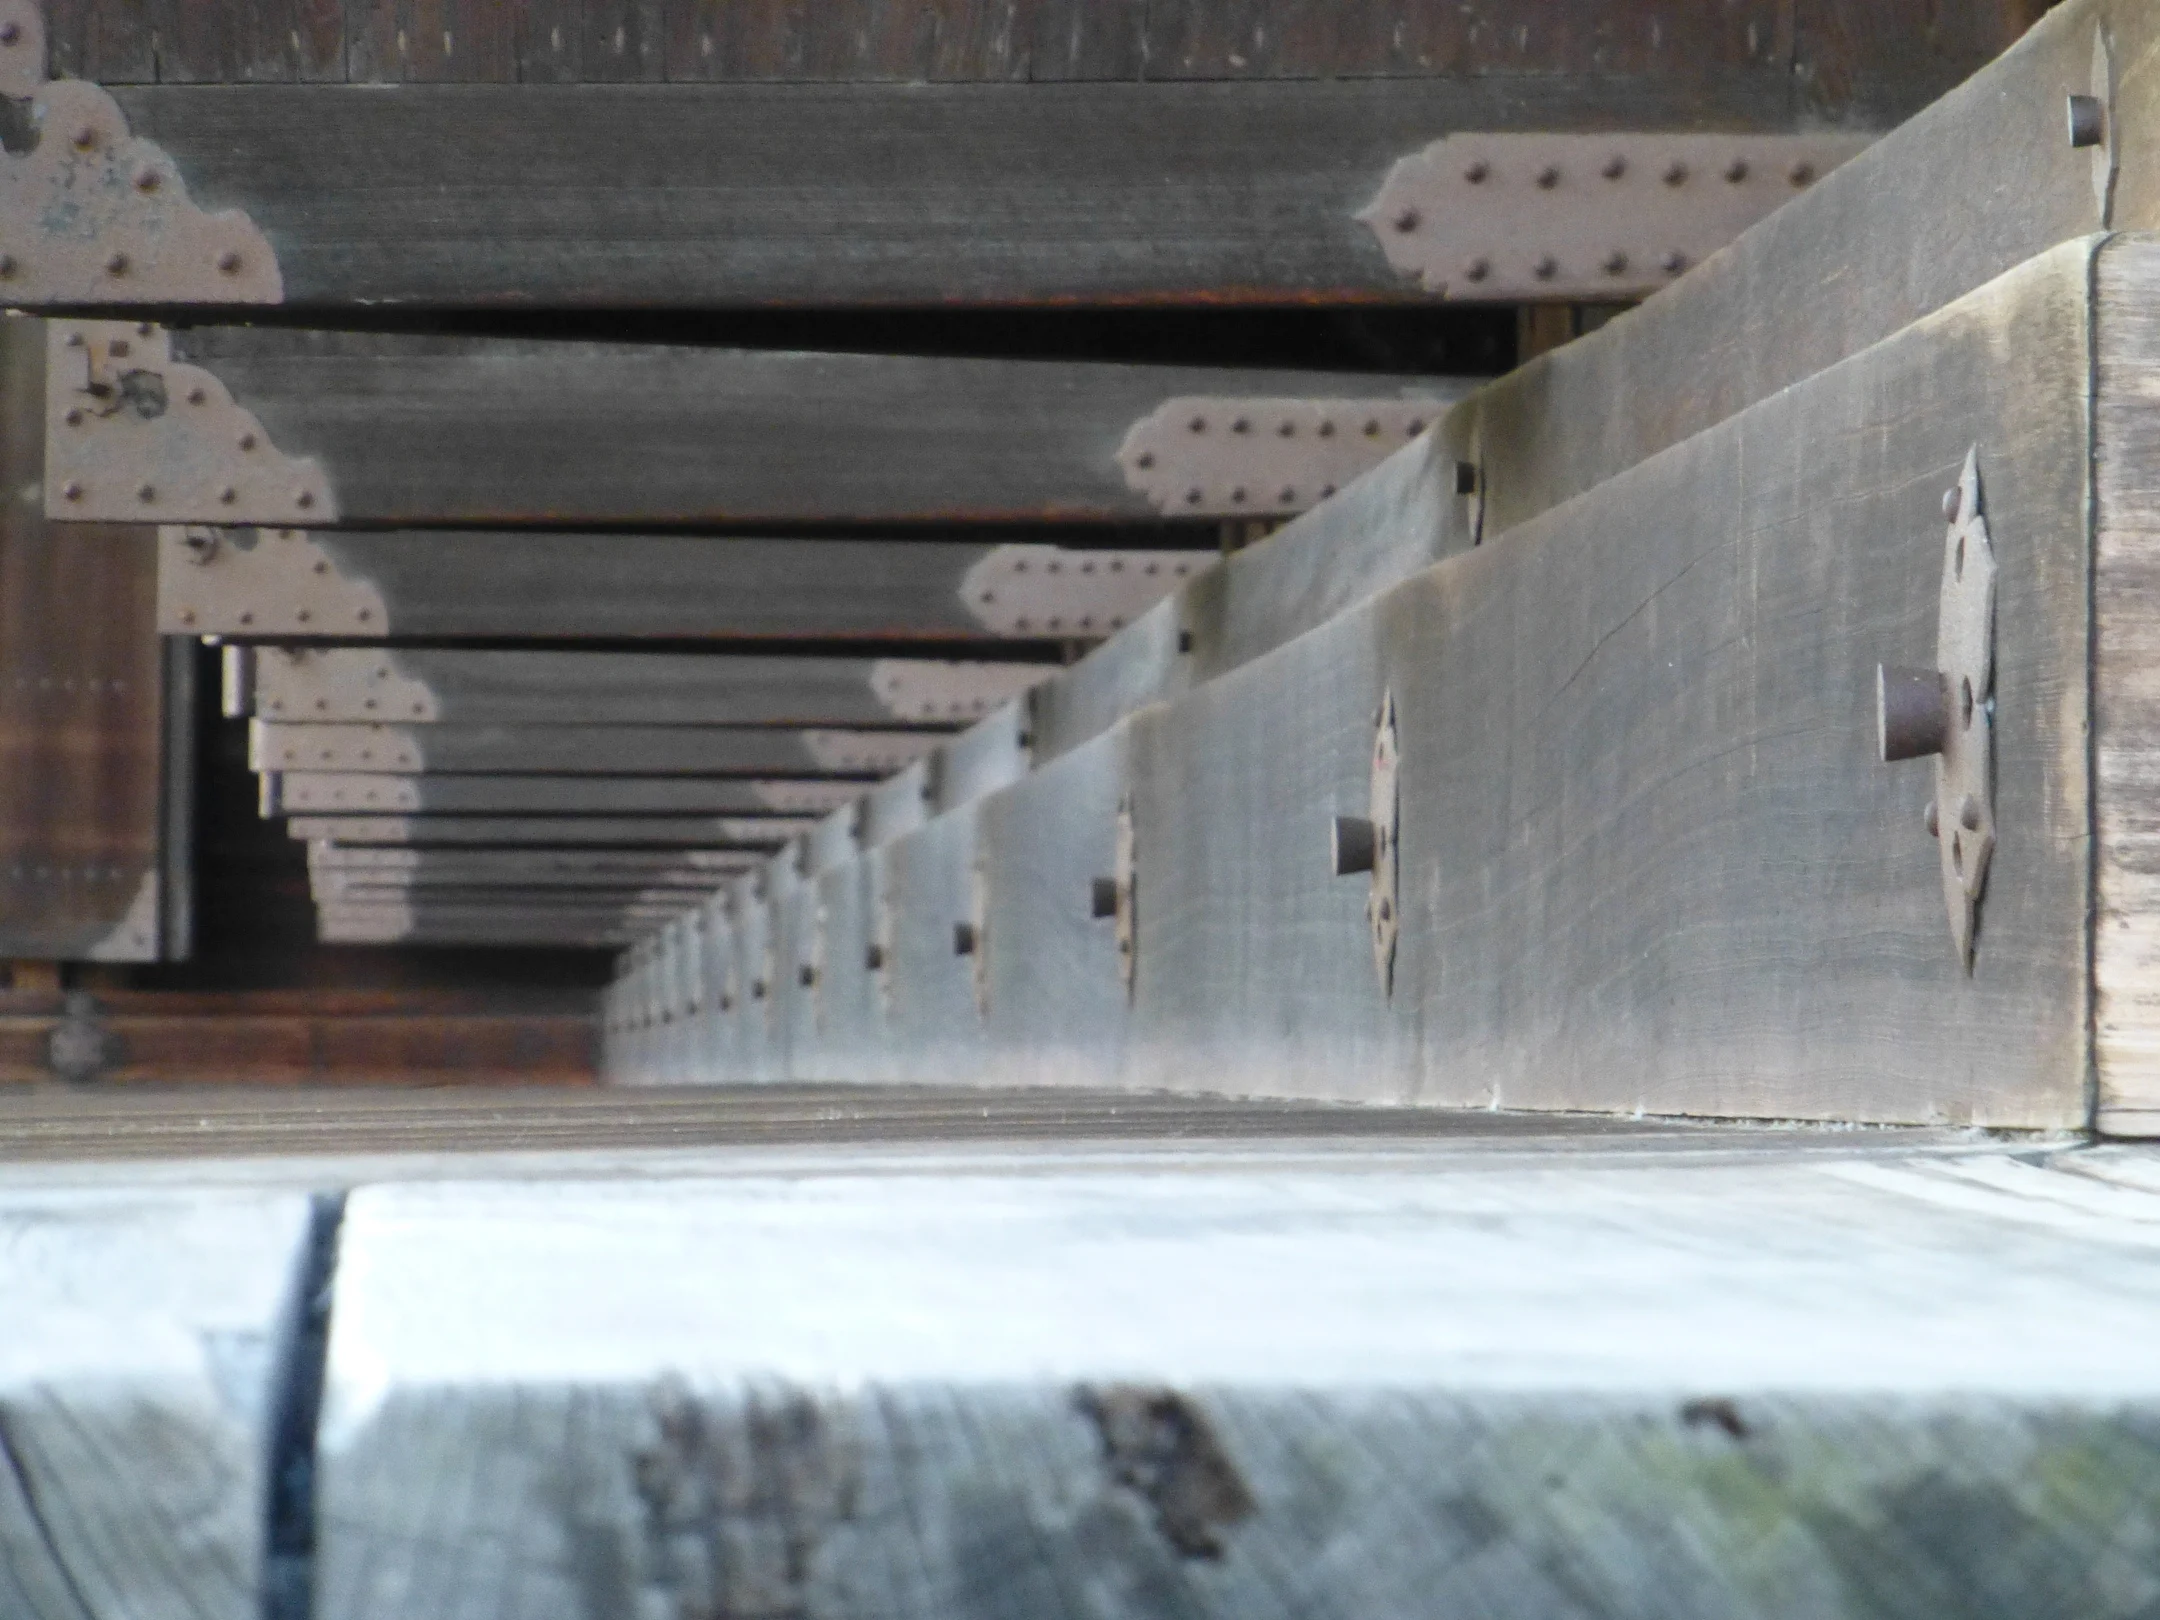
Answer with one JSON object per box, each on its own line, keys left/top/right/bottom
{"left": 232, "top": 646, "right": 1051, "bottom": 728}
{"left": 250, "top": 721, "right": 942, "bottom": 777}
{"left": 318, "top": 899, "right": 692, "bottom": 947}
{"left": 262, "top": 772, "right": 861, "bottom": 817}
{"left": 46, "top": 322, "right": 1459, "bottom": 527}
{"left": 160, "top": 530, "right": 1216, "bottom": 641}
{"left": 0, "top": 1, "right": 1882, "bottom": 313}
{"left": 288, "top": 815, "right": 813, "bottom": 848}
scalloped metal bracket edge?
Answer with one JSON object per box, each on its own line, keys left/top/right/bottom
{"left": 0, "top": 0, "right": 282, "bottom": 305}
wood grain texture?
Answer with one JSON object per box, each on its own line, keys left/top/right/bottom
{"left": 247, "top": 647, "right": 1047, "bottom": 728}
{"left": 2093, "top": 235, "right": 2160, "bottom": 1132}
{"left": 156, "top": 328, "right": 1448, "bottom": 522}
{"left": 98, "top": 77, "right": 1841, "bottom": 307}
{"left": 0, "top": 318, "right": 172, "bottom": 961}
{"left": 162, "top": 530, "right": 1203, "bottom": 643}
{"left": 0, "top": 1185, "right": 311, "bottom": 1620}
{"left": 1462, "top": 0, "right": 2153, "bottom": 550}
{"left": 314, "top": 1145, "right": 2160, "bottom": 1618}
{"left": 664, "top": 243, "right": 2099, "bottom": 1123}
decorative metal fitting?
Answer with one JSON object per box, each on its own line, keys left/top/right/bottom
{"left": 1117, "top": 396, "right": 1447, "bottom": 517}
{"left": 868, "top": 659, "right": 1048, "bottom": 724}
{"left": 0, "top": 0, "right": 282, "bottom": 305}
{"left": 1357, "top": 131, "right": 1872, "bottom": 300}
{"left": 47, "top": 324, "right": 335, "bottom": 524}
{"left": 1875, "top": 448, "right": 1995, "bottom": 971}
{"left": 1331, "top": 692, "right": 1400, "bottom": 994}
{"left": 959, "top": 545, "right": 1212, "bottom": 639}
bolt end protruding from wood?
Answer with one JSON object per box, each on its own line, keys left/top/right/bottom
{"left": 1877, "top": 665, "right": 1949, "bottom": 762}
{"left": 1332, "top": 815, "right": 1379, "bottom": 876}
{"left": 1090, "top": 877, "right": 1120, "bottom": 919}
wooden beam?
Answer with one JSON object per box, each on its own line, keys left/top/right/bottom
{"left": 630, "top": 239, "right": 2110, "bottom": 1126}
{"left": 250, "top": 721, "right": 944, "bottom": 777}
{"left": 264, "top": 771, "right": 862, "bottom": 817}
{"left": 3, "top": 71, "right": 1874, "bottom": 308}
{"left": 161, "top": 530, "right": 1216, "bottom": 641}
{"left": 288, "top": 815, "right": 814, "bottom": 847}
{"left": 318, "top": 899, "right": 692, "bottom": 946}
{"left": 238, "top": 646, "right": 1051, "bottom": 728}
{"left": 312, "top": 1136, "right": 2160, "bottom": 1615}
{"left": 51, "top": 324, "right": 1458, "bottom": 526}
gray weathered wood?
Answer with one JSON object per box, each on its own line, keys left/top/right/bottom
{"left": 120, "top": 328, "right": 1451, "bottom": 524}
{"left": 252, "top": 721, "right": 943, "bottom": 777}
{"left": 289, "top": 815, "right": 813, "bottom": 847}
{"left": 314, "top": 1140, "right": 2160, "bottom": 1618}
{"left": 266, "top": 771, "right": 862, "bottom": 817}
{"left": 82, "top": 78, "right": 1845, "bottom": 307}
{"left": 244, "top": 647, "right": 1050, "bottom": 728}
{"left": 161, "top": 529, "right": 1212, "bottom": 641}
{"left": 0, "top": 1185, "right": 313, "bottom": 1620}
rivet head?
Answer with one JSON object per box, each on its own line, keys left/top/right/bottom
{"left": 0, "top": 254, "right": 15, "bottom": 278}
{"left": 0, "top": 22, "right": 20, "bottom": 44}
{"left": 1229, "top": 486, "right": 1247, "bottom": 504}
{"left": 1279, "top": 486, "right": 1296, "bottom": 503}
{"left": 63, "top": 332, "right": 83, "bottom": 348}
{"left": 218, "top": 486, "right": 237, "bottom": 504}
{"left": 1536, "top": 164, "right": 1560, "bottom": 189}
{"left": 1533, "top": 254, "right": 1558, "bottom": 280}
{"left": 1185, "top": 488, "right": 1203, "bottom": 505}
{"left": 296, "top": 490, "right": 315, "bottom": 510}
{"left": 1363, "top": 418, "right": 1380, "bottom": 437}
{"left": 133, "top": 168, "right": 160, "bottom": 193}
{"left": 136, "top": 483, "right": 155, "bottom": 503}
{"left": 1602, "top": 154, "right": 1626, "bottom": 180}
{"left": 1187, "top": 415, "right": 1206, "bottom": 433}
{"left": 1392, "top": 207, "right": 1419, "bottom": 232}
{"left": 217, "top": 250, "right": 243, "bottom": 275}
{"left": 238, "top": 433, "right": 257, "bottom": 451}
{"left": 1941, "top": 486, "right": 1961, "bottom": 523}
{"left": 1317, "top": 420, "right": 1335, "bottom": 437}
{"left": 104, "top": 253, "right": 127, "bottom": 276}
{"left": 1724, "top": 159, "right": 1750, "bottom": 183}
{"left": 1789, "top": 161, "right": 1816, "bottom": 186}
{"left": 1602, "top": 250, "right": 1628, "bottom": 275}
{"left": 1662, "top": 250, "right": 1688, "bottom": 276}
{"left": 1231, "top": 417, "right": 1250, "bottom": 434}
{"left": 1464, "top": 256, "right": 1491, "bottom": 282}
{"left": 1663, "top": 161, "right": 1688, "bottom": 186}
{"left": 60, "top": 481, "right": 82, "bottom": 502}
{"left": 72, "top": 126, "right": 97, "bottom": 150}
{"left": 1277, "top": 420, "right": 1295, "bottom": 437}
{"left": 185, "top": 385, "right": 206, "bottom": 405}
{"left": 62, "top": 408, "right": 81, "bottom": 426}
{"left": 1463, "top": 160, "right": 1489, "bottom": 184}
{"left": 1958, "top": 794, "right": 1981, "bottom": 832}
{"left": 1135, "top": 451, "right": 1154, "bottom": 468}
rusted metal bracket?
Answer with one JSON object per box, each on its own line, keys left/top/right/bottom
{"left": 1358, "top": 132, "right": 1872, "bottom": 300}
{"left": 0, "top": 1, "right": 282, "bottom": 305}
{"left": 1876, "top": 449, "right": 1995, "bottom": 972}
{"left": 1116, "top": 398, "right": 1440, "bottom": 518}
{"left": 959, "top": 544, "right": 1213, "bottom": 638}
{"left": 158, "top": 526, "right": 384, "bottom": 636}
{"left": 46, "top": 323, "right": 334, "bottom": 524}
{"left": 1331, "top": 691, "right": 1400, "bottom": 995}
{"left": 868, "top": 660, "right": 1049, "bottom": 724}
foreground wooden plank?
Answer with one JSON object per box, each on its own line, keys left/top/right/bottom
{"left": 162, "top": 530, "right": 1214, "bottom": 642}
{"left": 0, "top": 1185, "right": 314, "bottom": 1619}
{"left": 316, "top": 1140, "right": 2160, "bottom": 1618}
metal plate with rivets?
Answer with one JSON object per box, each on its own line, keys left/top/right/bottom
{"left": 1933, "top": 451, "right": 1997, "bottom": 971}
{"left": 46, "top": 323, "right": 332, "bottom": 524}
{"left": 1358, "top": 132, "right": 1873, "bottom": 299}
{"left": 0, "top": 0, "right": 282, "bottom": 306}
{"left": 1116, "top": 397, "right": 1443, "bottom": 518}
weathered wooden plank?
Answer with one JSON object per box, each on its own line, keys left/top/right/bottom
{"left": 289, "top": 814, "right": 813, "bottom": 847}
{"left": 158, "top": 528, "right": 1213, "bottom": 642}
{"left": 314, "top": 1142, "right": 2160, "bottom": 1618}
{"left": 251, "top": 721, "right": 943, "bottom": 777}
{"left": 242, "top": 646, "right": 1050, "bottom": 728}
{"left": 0, "top": 317, "right": 174, "bottom": 962}
{"left": 673, "top": 242, "right": 2102, "bottom": 1122}
{"left": 319, "top": 898, "right": 690, "bottom": 945}
{"left": 65, "top": 327, "right": 1448, "bottom": 525}
{"left": 266, "top": 770, "right": 862, "bottom": 817}
{"left": 1457, "top": 0, "right": 2157, "bottom": 549}
{"left": 0, "top": 1184, "right": 314, "bottom": 1620}
{"left": 2093, "top": 237, "right": 2160, "bottom": 1134}
{"left": 311, "top": 846, "right": 755, "bottom": 880}
{"left": 63, "top": 78, "right": 1846, "bottom": 305}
